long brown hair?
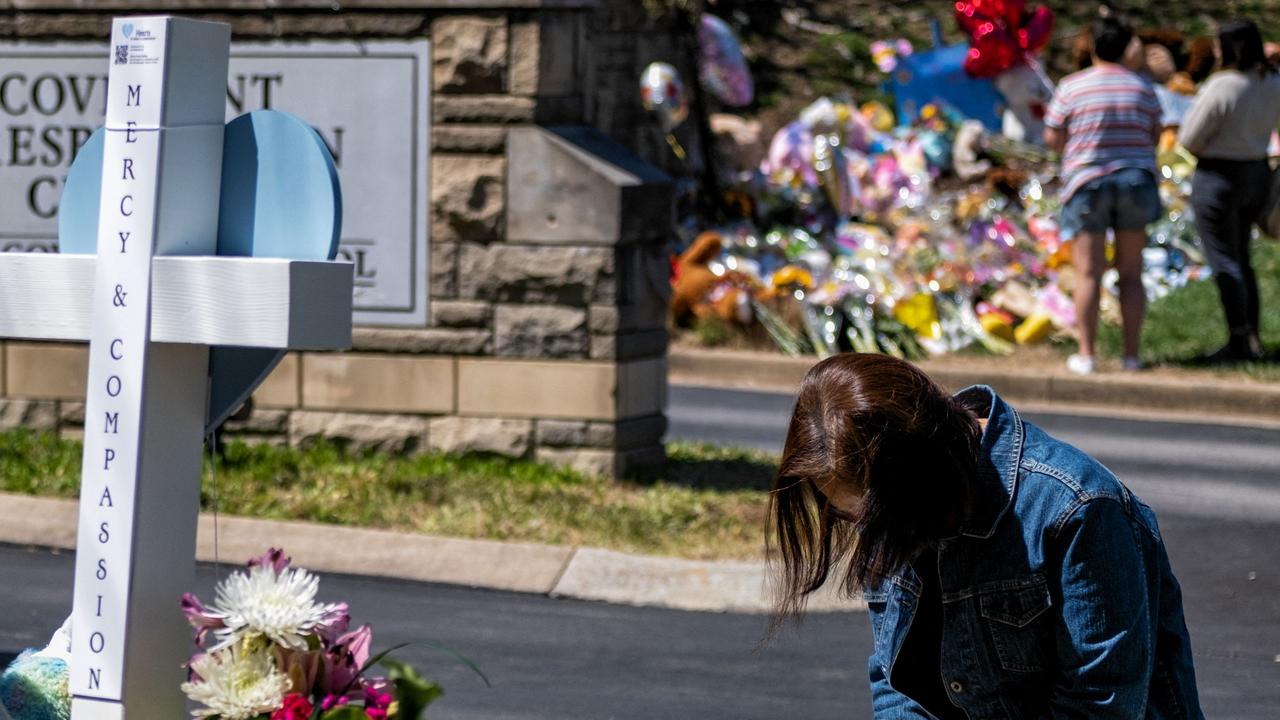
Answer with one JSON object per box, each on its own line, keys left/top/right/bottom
{"left": 767, "top": 354, "right": 980, "bottom": 632}
{"left": 1219, "top": 19, "right": 1275, "bottom": 76}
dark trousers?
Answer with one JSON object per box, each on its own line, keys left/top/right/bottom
{"left": 1190, "top": 158, "right": 1271, "bottom": 337}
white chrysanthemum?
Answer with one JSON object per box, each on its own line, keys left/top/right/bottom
{"left": 207, "top": 564, "right": 343, "bottom": 649}
{"left": 181, "top": 645, "right": 289, "bottom": 720}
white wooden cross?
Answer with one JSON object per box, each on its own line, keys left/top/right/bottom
{"left": 0, "top": 17, "right": 353, "bottom": 719}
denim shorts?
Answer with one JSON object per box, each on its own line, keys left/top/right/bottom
{"left": 1059, "top": 167, "right": 1162, "bottom": 240}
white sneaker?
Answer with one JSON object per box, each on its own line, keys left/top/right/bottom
{"left": 1066, "top": 354, "right": 1096, "bottom": 375}
{"left": 1122, "top": 356, "right": 1144, "bottom": 371}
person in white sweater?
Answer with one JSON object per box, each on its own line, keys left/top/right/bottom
{"left": 1179, "top": 19, "right": 1280, "bottom": 362}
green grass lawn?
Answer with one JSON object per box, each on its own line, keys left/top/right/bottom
{"left": 1096, "top": 241, "right": 1280, "bottom": 380}
{"left": 0, "top": 432, "right": 779, "bottom": 561}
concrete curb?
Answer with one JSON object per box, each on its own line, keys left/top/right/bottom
{"left": 0, "top": 493, "right": 863, "bottom": 615}
{"left": 669, "top": 347, "right": 1280, "bottom": 423}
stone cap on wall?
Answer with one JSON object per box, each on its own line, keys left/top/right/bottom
{"left": 507, "top": 125, "right": 672, "bottom": 245}
{"left": 2, "top": 0, "right": 597, "bottom": 10}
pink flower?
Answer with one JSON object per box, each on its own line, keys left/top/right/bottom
{"left": 325, "top": 625, "right": 373, "bottom": 694}
{"left": 180, "top": 593, "right": 225, "bottom": 646}
{"left": 249, "top": 547, "right": 292, "bottom": 575}
{"left": 271, "top": 693, "right": 313, "bottom": 720}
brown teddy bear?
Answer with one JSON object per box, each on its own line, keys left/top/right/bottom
{"left": 671, "top": 231, "right": 758, "bottom": 328}
{"left": 670, "top": 230, "right": 742, "bottom": 326}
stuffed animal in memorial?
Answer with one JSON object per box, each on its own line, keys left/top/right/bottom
{"left": 0, "top": 618, "right": 72, "bottom": 720}
{"left": 991, "top": 62, "right": 1055, "bottom": 146}
{"left": 671, "top": 231, "right": 761, "bottom": 328}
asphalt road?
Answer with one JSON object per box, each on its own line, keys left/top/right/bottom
{"left": 0, "top": 545, "right": 867, "bottom": 719}
{"left": 1, "top": 384, "right": 1278, "bottom": 718}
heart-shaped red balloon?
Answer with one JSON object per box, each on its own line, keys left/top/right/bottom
{"left": 955, "top": 0, "right": 1053, "bottom": 78}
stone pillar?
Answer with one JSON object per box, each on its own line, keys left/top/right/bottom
{"left": 496, "top": 126, "right": 671, "bottom": 476}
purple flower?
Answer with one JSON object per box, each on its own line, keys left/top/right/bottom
{"left": 180, "top": 592, "right": 225, "bottom": 646}
{"left": 248, "top": 547, "right": 291, "bottom": 575}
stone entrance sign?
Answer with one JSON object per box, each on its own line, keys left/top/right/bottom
{"left": 0, "top": 40, "right": 429, "bottom": 327}
{"left": 0, "top": 1, "right": 677, "bottom": 484}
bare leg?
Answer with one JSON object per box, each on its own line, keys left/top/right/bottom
{"left": 1114, "top": 229, "right": 1147, "bottom": 359}
{"left": 1072, "top": 231, "right": 1106, "bottom": 358}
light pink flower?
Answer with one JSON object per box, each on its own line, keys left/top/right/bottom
{"left": 325, "top": 624, "right": 373, "bottom": 694}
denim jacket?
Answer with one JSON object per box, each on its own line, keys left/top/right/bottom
{"left": 864, "top": 387, "right": 1203, "bottom": 719}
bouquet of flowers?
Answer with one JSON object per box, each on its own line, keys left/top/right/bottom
{"left": 181, "top": 549, "right": 458, "bottom": 720}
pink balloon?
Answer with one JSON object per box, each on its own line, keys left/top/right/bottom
{"left": 698, "top": 15, "right": 755, "bottom": 107}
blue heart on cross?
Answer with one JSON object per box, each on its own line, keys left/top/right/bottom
{"left": 57, "top": 111, "right": 343, "bottom": 435}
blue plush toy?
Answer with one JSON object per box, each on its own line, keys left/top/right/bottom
{"left": 0, "top": 618, "right": 71, "bottom": 720}
{"left": 886, "top": 43, "right": 1005, "bottom": 132}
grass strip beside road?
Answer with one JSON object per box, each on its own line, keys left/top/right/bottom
{"left": 0, "top": 431, "right": 779, "bottom": 562}
{"left": 1097, "top": 242, "right": 1280, "bottom": 379}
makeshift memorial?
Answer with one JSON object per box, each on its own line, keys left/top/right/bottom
{"left": 676, "top": 87, "right": 1211, "bottom": 361}
{"left": 0, "top": 16, "right": 355, "bottom": 719}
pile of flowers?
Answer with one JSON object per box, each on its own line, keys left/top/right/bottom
{"left": 181, "top": 549, "right": 445, "bottom": 720}
{"left": 682, "top": 96, "right": 1208, "bottom": 359}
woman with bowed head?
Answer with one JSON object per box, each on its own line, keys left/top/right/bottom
{"left": 767, "top": 353, "right": 1203, "bottom": 718}
{"left": 1179, "top": 19, "right": 1280, "bottom": 362}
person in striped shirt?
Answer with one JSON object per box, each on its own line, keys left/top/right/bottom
{"left": 1045, "top": 16, "right": 1163, "bottom": 375}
